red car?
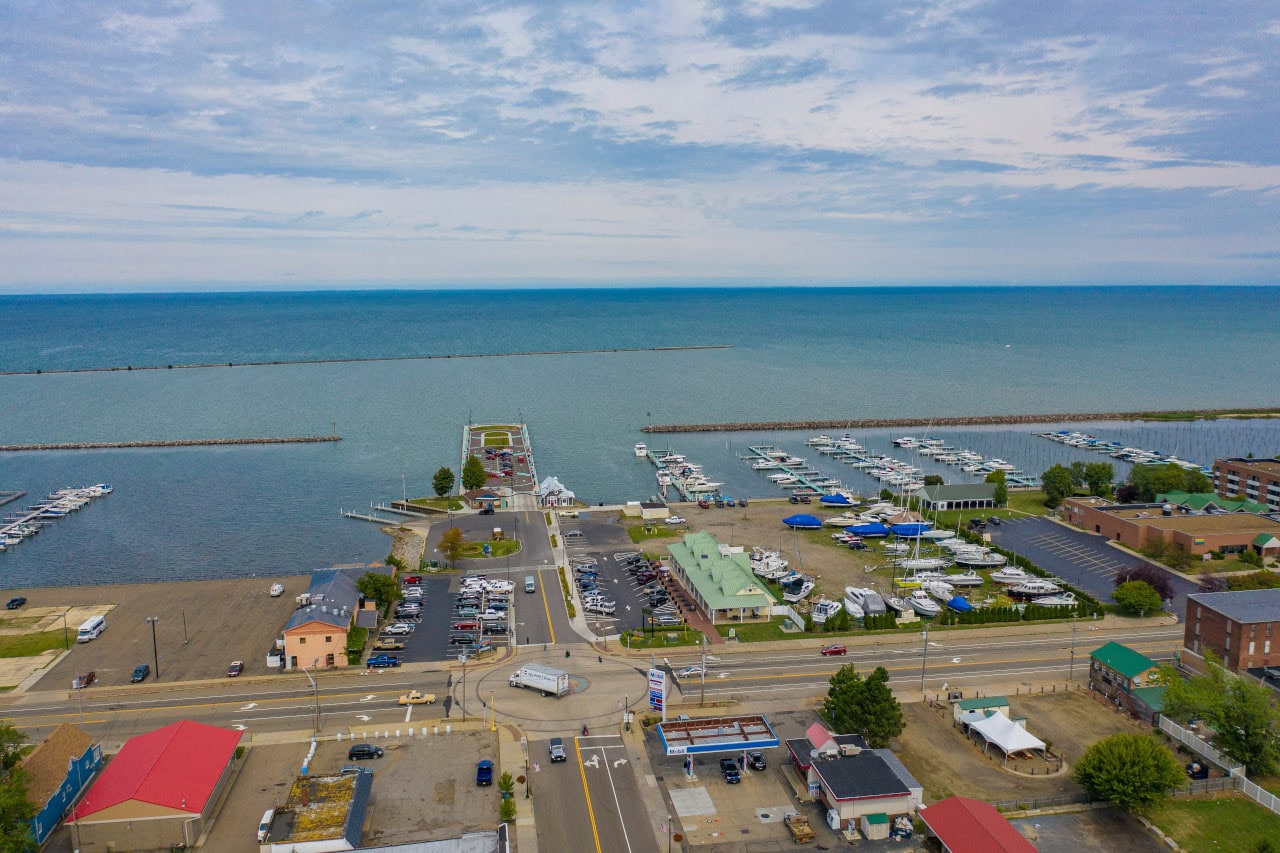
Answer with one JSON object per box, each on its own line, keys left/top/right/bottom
{"left": 697, "top": 498, "right": 710, "bottom": 509}
{"left": 227, "top": 660, "right": 245, "bottom": 677}
{"left": 821, "top": 644, "right": 847, "bottom": 656}
{"left": 452, "top": 620, "right": 480, "bottom": 630}
{"left": 402, "top": 575, "right": 422, "bottom": 585}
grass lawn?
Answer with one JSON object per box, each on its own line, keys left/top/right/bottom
{"left": 1149, "top": 794, "right": 1280, "bottom": 852}
{"left": 620, "top": 629, "right": 705, "bottom": 649}
{"left": 627, "top": 524, "right": 684, "bottom": 543}
{"left": 0, "top": 629, "right": 70, "bottom": 658}
{"left": 458, "top": 539, "right": 522, "bottom": 558}
{"left": 713, "top": 616, "right": 796, "bottom": 643}
{"left": 408, "top": 496, "right": 464, "bottom": 511}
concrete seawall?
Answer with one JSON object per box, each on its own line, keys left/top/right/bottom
{"left": 0, "top": 436, "right": 342, "bottom": 452}
{"left": 641, "top": 408, "right": 1280, "bottom": 433}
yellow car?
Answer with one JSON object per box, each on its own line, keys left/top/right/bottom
{"left": 398, "top": 691, "right": 436, "bottom": 705}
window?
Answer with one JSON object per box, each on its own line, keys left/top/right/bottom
{"left": 1266, "top": 640, "right": 1272, "bottom": 654}
{"left": 1250, "top": 641, "right": 1256, "bottom": 655}
{"left": 1251, "top": 625, "right": 1257, "bottom": 639}
{"left": 298, "top": 637, "right": 306, "bottom": 644}
{"left": 325, "top": 636, "right": 332, "bottom": 643}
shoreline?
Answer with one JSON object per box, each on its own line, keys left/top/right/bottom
{"left": 641, "top": 408, "right": 1280, "bottom": 433}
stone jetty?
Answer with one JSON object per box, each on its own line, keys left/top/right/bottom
{"left": 0, "top": 436, "right": 341, "bottom": 452}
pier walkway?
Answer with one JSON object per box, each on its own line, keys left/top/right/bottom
{"left": 741, "top": 445, "right": 840, "bottom": 497}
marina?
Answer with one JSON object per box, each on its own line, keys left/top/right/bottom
{"left": 1, "top": 485, "right": 111, "bottom": 552}
{"left": 1035, "top": 430, "right": 1213, "bottom": 474}
{"left": 645, "top": 447, "right": 725, "bottom": 502}
{"left": 740, "top": 444, "right": 848, "bottom": 497}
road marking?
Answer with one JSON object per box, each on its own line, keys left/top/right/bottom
{"left": 538, "top": 568, "right": 556, "bottom": 644}
{"left": 404, "top": 706, "right": 413, "bottom": 723}
{"left": 573, "top": 737, "right": 604, "bottom": 853}
{"left": 232, "top": 724, "right": 247, "bottom": 731}
{"left": 596, "top": 743, "right": 635, "bottom": 853}
{"left": 583, "top": 754, "right": 601, "bottom": 769}
{"left": 239, "top": 702, "right": 258, "bottom": 710}
{"left": 361, "top": 695, "right": 376, "bottom": 702}
{"left": 357, "top": 714, "right": 371, "bottom": 721}
{"left": 613, "top": 758, "right": 628, "bottom": 768}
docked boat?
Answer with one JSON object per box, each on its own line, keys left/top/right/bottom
{"left": 1033, "top": 591, "right": 1079, "bottom": 607}
{"left": 1009, "top": 579, "right": 1063, "bottom": 600}
{"left": 907, "top": 589, "right": 941, "bottom": 617}
{"left": 893, "top": 436, "right": 921, "bottom": 448}
{"left": 805, "top": 435, "right": 834, "bottom": 446}
{"left": 990, "top": 566, "right": 1033, "bottom": 584}
{"left": 947, "top": 595, "right": 974, "bottom": 613}
{"left": 811, "top": 598, "right": 844, "bottom": 623}
{"left": 897, "top": 557, "right": 951, "bottom": 572}
{"left": 750, "top": 548, "right": 790, "bottom": 579}
{"left": 942, "top": 570, "right": 984, "bottom": 587}
{"left": 635, "top": 443, "right": 647, "bottom": 457}
{"left": 881, "top": 542, "right": 910, "bottom": 555}
{"left": 923, "top": 581, "right": 955, "bottom": 603}
{"left": 752, "top": 459, "right": 782, "bottom": 469}
{"left": 952, "top": 549, "right": 1008, "bottom": 568}
{"left": 781, "top": 574, "right": 816, "bottom": 603}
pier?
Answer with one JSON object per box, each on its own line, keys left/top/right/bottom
{"left": 741, "top": 445, "right": 842, "bottom": 497}
{"left": 461, "top": 423, "right": 539, "bottom": 510}
{"left": 2, "top": 485, "right": 110, "bottom": 551}
{"left": 0, "top": 491, "right": 26, "bottom": 508}
{"left": 341, "top": 510, "right": 398, "bottom": 524}
{"left": 0, "top": 435, "right": 341, "bottom": 453}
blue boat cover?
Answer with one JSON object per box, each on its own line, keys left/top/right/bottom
{"left": 890, "top": 523, "right": 933, "bottom": 537}
{"left": 782, "top": 514, "right": 823, "bottom": 529}
{"left": 947, "top": 596, "right": 973, "bottom": 612}
{"left": 844, "top": 522, "right": 890, "bottom": 536}
{"left": 819, "top": 494, "right": 854, "bottom": 506}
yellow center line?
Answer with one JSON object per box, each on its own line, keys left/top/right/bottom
{"left": 574, "top": 736, "right": 604, "bottom": 853}
{"left": 538, "top": 567, "right": 556, "bottom": 645}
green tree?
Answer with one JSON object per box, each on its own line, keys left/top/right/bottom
{"left": 432, "top": 466, "right": 456, "bottom": 497}
{"left": 822, "top": 664, "right": 864, "bottom": 733}
{"left": 438, "top": 527, "right": 465, "bottom": 566}
{"left": 1069, "top": 461, "right": 1088, "bottom": 489}
{"left": 1072, "top": 733, "right": 1183, "bottom": 812}
{"left": 984, "top": 469, "right": 1008, "bottom": 506}
{"left": 0, "top": 769, "right": 37, "bottom": 853}
{"left": 1112, "top": 580, "right": 1163, "bottom": 616}
{"left": 498, "top": 771, "right": 514, "bottom": 794}
{"left": 499, "top": 797, "right": 517, "bottom": 822}
{"left": 1041, "top": 464, "right": 1074, "bottom": 508}
{"left": 922, "top": 474, "right": 944, "bottom": 486}
{"left": 461, "top": 454, "right": 487, "bottom": 490}
{"left": 822, "top": 665, "right": 903, "bottom": 748}
{"left": 1127, "top": 463, "right": 1208, "bottom": 503}
{"left": 357, "top": 572, "right": 402, "bottom": 607}
{"left": 1228, "top": 569, "right": 1280, "bottom": 590}
{"left": 878, "top": 488, "right": 894, "bottom": 502}
{"left": 1084, "top": 462, "right": 1115, "bottom": 497}
{"left": 0, "top": 722, "right": 25, "bottom": 772}
{"left": 825, "top": 609, "right": 851, "bottom": 632}
{"left": 1162, "top": 653, "right": 1280, "bottom": 775}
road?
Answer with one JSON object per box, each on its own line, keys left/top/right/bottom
{"left": 533, "top": 734, "right": 655, "bottom": 853}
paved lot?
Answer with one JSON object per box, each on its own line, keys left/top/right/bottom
{"left": 425, "top": 510, "right": 554, "bottom": 572}
{"left": 1011, "top": 806, "right": 1166, "bottom": 852}
{"left": 24, "top": 576, "right": 305, "bottom": 690}
{"left": 562, "top": 514, "right": 657, "bottom": 637}
{"left": 991, "top": 516, "right": 1197, "bottom": 614}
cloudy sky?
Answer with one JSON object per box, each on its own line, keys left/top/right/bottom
{"left": 2, "top": 1, "right": 1278, "bottom": 291}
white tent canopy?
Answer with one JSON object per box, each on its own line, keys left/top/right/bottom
{"left": 965, "top": 711, "right": 1045, "bottom": 756}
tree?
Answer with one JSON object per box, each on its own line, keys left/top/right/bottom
{"left": 1072, "top": 733, "right": 1183, "bottom": 812}
{"left": 922, "top": 474, "right": 944, "bottom": 486}
{"left": 879, "top": 488, "right": 894, "bottom": 502}
{"left": 499, "top": 797, "right": 517, "bottom": 822}
{"left": 438, "top": 527, "right": 465, "bottom": 566}
{"left": 822, "top": 665, "right": 904, "bottom": 748}
{"left": 1198, "top": 574, "right": 1228, "bottom": 593}
{"left": 1084, "top": 462, "right": 1115, "bottom": 497}
{"left": 984, "top": 469, "right": 1008, "bottom": 506}
{"left": 1113, "top": 580, "right": 1163, "bottom": 616}
{"left": 0, "top": 766, "right": 37, "bottom": 853}
{"left": 1069, "top": 461, "right": 1088, "bottom": 489}
{"left": 1127, "top": 463, "right": 1208, "bottom": 503}
{"left": 1161, "top": 652, "right": 1280, "bottom": 775}
{"left": 461, "top": 454, "right": 487, "bottom": 491}
{"left": 432, "top": 466, "right": 456, "bottom": 498}
{"left": 825, "top": 609, "right": 851, "bottom": 632}
{"left": 1115, "top": 566, "right": 1174, "bottom": 602}
{"left": 357, "top": 572, "right": 402, "bottom": 607}
{"left": 0, "top": 722, "right": 25, "bottom": 772}
{"left": 1228, "top": 570, "right": 1280, "bottom": 591}
{"left": 1115, "top": 483, "right": 1140, "bottom": 503}
{"left": 1041, "top": 464, "right": 1074, "bottom": 508}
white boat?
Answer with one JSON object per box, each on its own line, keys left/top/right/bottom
{"left": 805, "top": 435, "right": 834, "bottom": 446}
{"left": 1033, "top": 591, "right": 1079, "bottom": 607}
{"left": 921, "top": 529, "right": 953, "bottom": 541}
{"left": 907, "top": 589, "right": 941, "bottom": 617}
{"left": 886, "top": 595, "right": 913, "bottom": 615}
{"left": 635, "top": 443, "right": 647, "bottom": 457}
{"left": 893, "top": 436, "right": 920, "bottom": 448}
{"left": 812, "top": 598, "right": 844, "bottom": 623}
{"left": 924, "top": 581, "right": 955, "bottom": 603}
{"left": 750, "top": 548, "right": 790, "bottom": 579}
{"left": 990, "top": 566, "right": 1033, "bottom": 584}
{"left": 752, "top": 459, "right": 782, "bottom": 469}
{"left": 657, "top": 453, "right": 685, "bottom": 463}
{"left": 824, "top": 513, "right": 863, "bottom": 527}
{"left": 942, "top": 570, "right": 984, "bottom": 587}
{"left": 897, "top": 557, "right": 951, "bottom": 571}
{"left": 845, "top": 586, "right": 887, "bottom": 616}
{"left": 952, "top": 550, "right": 1008, "bottom": 568}
{"left": 1009, "top": 579, "right": 1063, "bottom": 599}
{"left": 781, "top": 575, "right": 816, "bottom": 603}
{"left": 842, "top": 593, "right": 864, "bottom": 619}
{"left": 881, "top": 542, "right": 910, "bottom": 555}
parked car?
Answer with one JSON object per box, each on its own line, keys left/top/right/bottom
{"left": 739, "top": 499, "right": 749, "bottom": 508}
{"left": 348, "top": 743, "right": 384, "bottom": 761}
{"left": 476, "top": 759, "right": 494, "bottom": 786}
{"left": 72, "top": 671, "right": 96, "bottom": 689}
{"left": 372, "top": 638, "right": 405, "bottom": 651}
{"left": 549, "top": 737, "right": 567, "bottom": 762}
{"left": 5, "top": 597, "right": 27, "bottom": 610}
{"left": 227, "top": 660, "right": 245, "bottom": 676}
{"left": 821, "top": 644, "right": 847, "bottom": 657}
{"left": 987, "top": 516, "right": 1002, "bottom": 525}
{"left": 719, "top": 758, "right": 740, "bottom": 783}
{"left": 130, "top": 664, "right": 150, "bottom": 683}
{"left": 382, "top": 623, "right": 414, "bottom": 635}
{"left": 697, "top": 498, "right": 710, "bottom": 509}
{"left": 402, "top": 575, "right": 422, "bottom": 584}
{"left": 799, "top": 495, "right": 811, "bottom": 504}
{"left": 452, "top": 619, "right": 480, "bottom": 631}
{"left": 745, "top": 751, "right": 766, "bottom": 771}
{"left": 366, "top": 654, "right": 401, "bottom": 668}
{"left": 665, "top": 516, "right": 686, "bottom": 525}
{"left": 789, "top": 495, "right": 800, "bottom": 504}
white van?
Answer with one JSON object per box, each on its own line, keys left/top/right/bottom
{"left": 76, "top": 615, "right": 106, "bottom": 643}
{"left": 524, "top": 575, "right": 536, "bottom": 594}
{"left": 257, "top": 808, "right": 275, "bottom": 842}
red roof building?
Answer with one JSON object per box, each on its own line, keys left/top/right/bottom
{"left": 918, "top": 796, "right": 1036, "bottom": 853}
{"left": 72, "top": 720, "right": 242, "bottom": 852}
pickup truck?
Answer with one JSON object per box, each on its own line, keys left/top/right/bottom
{"left": 398, "top": 691, "right": 436, "bottom": 705}
{"left": 784, "top": 813, "right": 816, "bottom": 843}
{"left": 366, "top": 654, "right": 401, "bottom": 668}
{"left": 373, "top": 638, "right": 406, "bottom": 651}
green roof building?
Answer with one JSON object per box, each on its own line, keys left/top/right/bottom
{"left": 951, "top": 696, "right": 1011, "bottom": 722}
{"left": 667, "top": 531, "right": 777, "bottom": 625}
{"left": 1156, "top": 491, "right": 1270, "bottom": 515}
{"left": 1089, "top": 641, "right": 1161, "bottom": 699}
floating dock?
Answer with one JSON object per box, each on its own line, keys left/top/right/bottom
{"left": 741, "top": 446, "right": 842, "bottom": 497}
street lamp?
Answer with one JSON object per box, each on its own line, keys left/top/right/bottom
{"left": 459, "top": 653, "right": 467, "bottom": 722}
{"left": 60, "top": 610, "right": 70, "bottom": 650}
{"left": 146, "top": 616, "right": 160, "bottom": 680}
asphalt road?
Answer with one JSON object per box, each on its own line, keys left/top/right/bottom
{"left": 534, "top": 734, "right": 655, "bottom": 853}
{"left": 511, "top": 566, "right": 574, "bottom": 647}
{"left": 561, "top": 516, "right": 652, "bottom": 637}
{"left": 990, "top": 516, "right": 1199, "bottom": 616}
{"left": 427, "top": 510, "right": 555, "bottom": 571}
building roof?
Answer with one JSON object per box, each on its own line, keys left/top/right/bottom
{"left": 1157, "top": 491, "right": 1270, "bottom": 514}
{"left": 1090, "top": 641, "right": 1156, "bottom": 678}
{"left": 956, "top": 696, "right": 1010, "bottom": 711}
{"left": 1130, "top": 686, "right": 1167, "bottom": 712}
{"left": 20, "top": 724, "right": 95, "bottom": 806}
{"left": 668, "top": 532, "right": 776, "bottom": 611}
{"left": 871, "top": 749, "right": 923, "bottom": 796}
{"left": 1254, "top": 533, "right": 1280, "bottom": 547}
{"left": 272, "top": 772, "right": 372, "bottom": 847}
{"left": 72, "top": 721, "right": 241, "bottom": 819}
{"left": 966, "top": 712, "right": 1045, "bottom": 755}
{"left": 1187, "top": 588, "right": 1280, "bottom": 624}
{"left": 464, "top": 489, "right": 503, "bottom": 501}
{"left": 1106, "top": 512, "right": 1280, "bottom": 535}
{"left": 1216, "top": 458, "right": 1280, "bottom": 477}
{"left": 920, "top": 796, "right": 1037, "bottom": 853}
{"left": 285, "top": 565, "right": 390, "bottom": 633}
{"left": 810, "top": 749, "right": 910, "bottom": 802}
{"left": 916, "top": 483, "right": 997, "bottom": 503}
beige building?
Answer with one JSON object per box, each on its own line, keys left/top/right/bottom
{"left": 282, "top": 565, "right": 386, "bottom": 670}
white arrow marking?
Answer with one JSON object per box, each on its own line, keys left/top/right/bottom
{"left": 951, "top": 657, "right": 962, "bottom": 663}
{"left": 361, "top": 695, "right": 376, "bottom": 702}
{"left": 356, "top": 714, "right": 372, "bottom": 722}
{"left": 717, "top": 673, "right": 730, "bottom": 679}
{"left": 583, "top": 754, "right": 600, "bottom": 769}
{"left": 238, "top": 702, "right": 258, "bottom": 711}
{"left": 613, "top": 758, "right": 628, "bottom": 768}
{"left": 231, "top": 724, "right": 247, "bottom": 731}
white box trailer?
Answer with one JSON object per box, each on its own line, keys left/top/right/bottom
{"left": 508, "top": 664, "right": 570, "bottom": 697}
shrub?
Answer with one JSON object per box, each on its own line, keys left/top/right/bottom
{"left": 499, "top": 797, "right": 517, "bottom": 822}
{"left": 1113, "top": 580, "right": 1163, "bottom": 616}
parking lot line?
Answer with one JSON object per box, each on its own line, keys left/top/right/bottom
{"left": 574, "top": 734, "right": 604, "bottom": 853}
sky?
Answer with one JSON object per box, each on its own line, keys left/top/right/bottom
{"left": 1, "top": 1, "right": 1279, "bottom": 291}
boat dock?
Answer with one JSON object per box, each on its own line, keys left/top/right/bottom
{"left": 461, "top": 423, "right": 540, "bottom": 510}
{"left": 341, "top": 509, "right": 398, "bottom": 524}
{"left": 0, "top": 491, "right": 26, "bottom": 508}
{"left": 741, "top": 445, "right": 842, "bottom": 497}
{"left": 2, "top": 485, "right": 111, "bottom": 552}
{"left": 643, "top": 448, "right": 730, "bottom": 502}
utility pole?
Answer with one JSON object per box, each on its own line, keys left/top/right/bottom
{"left": 459, "top": 653, "right": 467, "bottom": 722}
{"left": 700, "top": 637, "right": 707, "bottom": 707}
{"left": 146, "top": 616, "right": 160, "bottom": 680}
{"left": 1069, "top": 612, "right": 1078, "bottom": 680}
{"left": 181, "top": 609, "right": 188, "bottom": 644}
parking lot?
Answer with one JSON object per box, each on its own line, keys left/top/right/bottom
{"left": 990, "top": 516, "right": 1198, "bottom": 614}
{"left": 381, "top": 573, "right": 515, "bottom": 664}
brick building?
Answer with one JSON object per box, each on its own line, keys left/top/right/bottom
{"left": 1184, "top": 588, "right": 1280, "bottom": 673}
{"left": 1061, "top": 496, "right": 1280, "bottom": 557}
{"left": 1213, "top": 458, "right": 1280, "bottom": 512}
{"left": 1089, "top": 641, "right": 1161, "bottom": 702}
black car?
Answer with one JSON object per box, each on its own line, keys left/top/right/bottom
{"left": 719, "top": 758, "right": 740, "bottom": 783}
{"left": 130, "top": 664, "right": 150, "bottom": 683}
{"left": 482, "top": 623, "right": 509, "bottom": 635}
{"left": 5, "top": 597, "right": 26, "bottom": 610}
{"left": 987, "top": 516, "right": 1002, "bottom": 525}
{"left": 745, "top": 751, "right": 766, "bottom": 771}
{"left": 789, "top": 495, "right": 800, "bottom": 504}
{"left": 348, "top": 744, "right": 384, "bottom": 760}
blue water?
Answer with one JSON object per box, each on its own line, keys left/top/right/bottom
{"left": 2, "top": 286, "right": 1277, "bottom": 587}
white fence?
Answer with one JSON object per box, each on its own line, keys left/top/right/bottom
{"left": 1159, "top": 716, "right": 1280, "bottom": 816}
